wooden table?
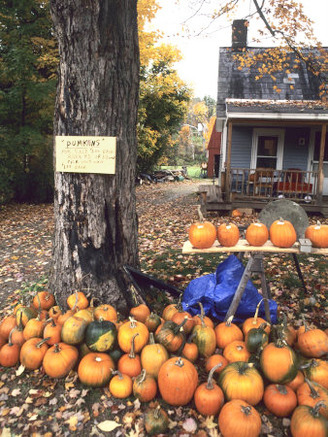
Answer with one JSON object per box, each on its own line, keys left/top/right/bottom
{"left": 182, "top": 240, "right": 328, "bottom": 323}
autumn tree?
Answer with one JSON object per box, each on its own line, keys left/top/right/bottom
{"left": 0, "top": 0, "right": 57, "bottom": 203}
{"left": 49, "top": 0, "right": 139, "bottom": 312}
{"left": 137, "top": 0, "right": 191, "bottom": 172}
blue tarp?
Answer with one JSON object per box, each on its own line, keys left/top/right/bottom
{"left": 182, "top": 254, "right": 278, "bottom": 323}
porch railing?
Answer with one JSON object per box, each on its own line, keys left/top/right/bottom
{"left": 229, "top": 168, "right": 318, "bottom": 203}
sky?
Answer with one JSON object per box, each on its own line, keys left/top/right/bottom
{"left": 151, "top": 0, "right": 328, "bottom": 99}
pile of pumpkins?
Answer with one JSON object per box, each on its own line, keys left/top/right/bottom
{"left": 188, "top": 216, "right": 328, "bottom": 250}
{"left": 0, "top": 290, "right": 327, "bottom": 436}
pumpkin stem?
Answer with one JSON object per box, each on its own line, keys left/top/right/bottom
{"left": 111, "top": 369, "right": 123, "bottom": 379}
{"left": 148, "top": 332, "right": 155, "bottom": 345}
{"left": 17, "top": 311, "right": 24, "bottom": 331}
{"left": 276, "top": 384, "right": 288, "bottom": 395}
{"left": 175, "top": 317, "right": 188, "bottom": 333}
{"left": 52, "top": 342, "right": 61, "bottom": 353}
{"left": 8, "top": 329, "right": 15, "bottom": 347}
{"left": 128, "top": 317, "right": 137, "bottom": 329}
{"left": 311, "top": 401, "right": 326, "bottom": 417}
{"left": 240, "top": 405, "right": 253, "bottom": 416}
{"left": 206, "top": 363, "right": 223, "bottom": 390}
{"left": 174, "top": 357, "right": 185, "bottom": 368}
{"left": 225, "top": 315, "right": 234, "bottom": 327}
{"left": 153, "top": 405, "right": 161, "bottom": 420}
{"left": 253, "top": 298, "right": 267, "bottom": 324}
{"left": 301, "top": 314, "right": 309, "bottom": 332}
{"left": 197, "top": 302, "right": 205, "bottom": 319}
{"left": 304, "top": 378, "right": 321, "bottom": 399}
{"left": 129, "top": 333, "right": 139, "bottom": 359}
{"left": 136, "top": 369, "right": 147, "bottom": 384}
{"left": 72, "top": 291, "right": 79, "bottom": 311}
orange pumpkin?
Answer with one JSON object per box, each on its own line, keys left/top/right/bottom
{"left": 194, "top": 363, "right": 225, "bottom": 416}
{"left": 130, "top": 304, "right": 151, "bottom": 323}
{"left": 78, "top": 352, "right": 115, "bottom": 387}
{"left": 189, "top": 220, "right": 217, "bottom": 249}
{"left": 263, "top": 384, "right": 297, "bottom": 417}
{"left": 305, "top": 221, "right": 328, "bottom": 248}
{"left": 215, "top": 315, "right": 243, "bottom": 349}
{"left": 158, "top": 357, "right": 198, "bottom": 406}
{"left": 302, "top": 358, "right": 328, "bottom": 390}
{"left": 132, "top": 369, "right": 157, "bottom": 402}
{"left": 223, "top": 340, "right": 251, "bottom": 363}
{"left": 0, "top": 330, "right": 20, "bottom": 367}
{"left": 218, "top": 400, "right": 262, "bottom": 437}
{"left": 19, "top": 337, "right": 49, "bottom": 370}
{"left": 117, "top": 333, "right": 142, "bottom": 378}
{"left": 205, "top": 354, "right": 228, "bottom": 375}
{"left": 66, "top": 291, "right": 89, "bottom": 310}
{"left": 93, "top": 304, "right": 117, "bottom": 322}
{"left": 296, "top": 379, "right": 328, "bottom": 419}
{"left": 32, "top": 291, "right": 55, "bottom": 311}
{"left": 109, "top": 370, "right": 133, "bottom": 398}
{"left": 43, "top": 342, "right": 79, "bottom": 378}
{"left": 260, "top": 339, "right": 298, "bottom": 384}
{"left": 290, "top": 401, "right": 328, "bottom": 437}
{"left": 117, "top": 318, "right": 149, "bottom": 353}
{"left": 217, "top": 222, "right": 240, "bottom": 247}
{"left": 298, "top": 327, "right": 328, "bottom": 358}
{"left": 245, "top": 222, "right": 269, "bottom": 246}
{"left": 269, "top": 217, "right": 297, "bottom": 248}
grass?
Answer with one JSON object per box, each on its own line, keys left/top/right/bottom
{"left": 160, "top": 165, "right": 212, "bottom": 180}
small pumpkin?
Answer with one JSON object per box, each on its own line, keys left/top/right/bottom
{"left": 43, "top": 342, "right": 79, "bottom": 378}
{"left": 217, "top": 222, "right": 240, "bottom": 247}
{"left": 130, "top": 304, "right": 151, "bottom": 323}
{"left": 296, "top": 379, "right": 328, "bottom": 419}
{"left": 242, "top": 299, "right": 271, "bottom": 337}
{"left": 260, "top": 338, "right": 298, "bottom": 384}
{"left": 61, "top": 316, "right": 88, "bottom": 345}
{"left": 223, "top": 340, "right": 251, "bottom": 363}
{"left": 32, "top": 291, "right": 55, "bottom": 311}
{"left": 93, "top": 304, "right": 117, "bottom": 322}
{"left": 132, "top": 369, "right": 157, "bottom": 402}
{"left": 155, "top": 319, "right": 186, "bottom": 353}
{"left": 192, "top": 302, "right": 214, "bottom": 329}
{"left": 194, "top": 363, "right": 225, "bottom": 416}
{"left": 10, "top": 313, "right": 25, "bottom": 347}
{"left": 117, "top": 333, "right": 142, "bottom": 378}
{"left": 290, "top": 401, "right": 328, "bottom": 437}
{"left": 245, "top": 221, "right": 269, "bottom": 246}
{"left": 109, "top": 370, "right": 133, "bottom": 399}
{"left": 118, "top": 318, "right": 149, "bottom": 354}
{"left": 205, "top": 354, "right": 228, "bottom": 375}
{"left": 189, "top": 208, "right": 217, "bottom": 249}
{"left": 218, "top": 361, "right": 264, "bottom": 406}
{"left": 144, "top": 405, "right": 169, "bottom": 436}
{"left": 263, "top": 384, "right": 297, "bottom": 417}
{"left": 158, "top": 356, "right": 198, "bottom": 406}
{"left": 181, "top": 333, "right": 199, "bottom": 363}
{"left": 0, "top": 330, "right": 20, "bottom": 367}
{"left": 66, "top": 290, "right": 89, "bottom": 310}
{"left": 19, "top": 337, "right": 49, "bottom": 370}
{"left": 245, "top": 323, "right": 269, "bottom": 354}
{"left": 171, "top": 309, "right": 194, "bottom": 334}
{"left": 301, "top": 358, "right": 328, "bottom": 389}
{"left": 85, "top": 319, "right": 117, "bottom": 352}
{"left": 43, "top": 318, "right": 62, "bottom": 346}
{"left": 215, "top": 315, "right": 243, "bottom": 350}
{"left": 218, "top": 399, "right": 262, "bottom": 437}
{"left": 305, "top": 221, "right": 328, "bottom": 248}
{"left": 23, "top": 314, "right": 46, "bottom": 341}
{"left": 162, "top": 302, "right": 179, "bottom": 321}
{"left": 78, "top": 352, "right": 115, "bottom": 387}
{"left": 0, "top": 314, "right": 17, "bottom": 340}
{"left": 269, "top": 217, "right": 297, "bottom": 248}
{"left": 191, "top": 314, "right": 216, "bottom": 358}
{"left": 144, "top": 313, "right": 162, "bottom": 332}
{"left": 15, "top": 306, "right": 37, "bottom": 327}
{"left": 298, "top": 325, "right": 328, "bottom": 358}
{"left": 287, "top": 371, "right": 306, "bottom": 392}
{"left": 140, "top": 333, "right": 169, "bottom": 379}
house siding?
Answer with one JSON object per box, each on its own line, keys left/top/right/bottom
{"left": 230, "top": 126, "right": 253, "bottom": 168}
{"left": 282, "top": 127, "right": 310, "bottom": 170}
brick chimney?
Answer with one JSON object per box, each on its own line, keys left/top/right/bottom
{"left": 232, "top": 19, "right": 248, "bottom": 50}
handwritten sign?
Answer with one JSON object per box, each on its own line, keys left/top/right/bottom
{"left": 55, "top": 136, "right": 116, "bottom": 174}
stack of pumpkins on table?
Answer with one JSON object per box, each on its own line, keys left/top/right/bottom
{"left": 0, "top": 289, "right": 328, "bottom": 437}
{"left": 188, "top": 216, "right": 328, "bottom": 249}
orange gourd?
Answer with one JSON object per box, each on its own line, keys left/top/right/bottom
{"left": 78, "top": 352, "right": 115, "bottom": 387}
{"left": 290, "top": 401, "right": 328, "bottom": 437}
{"left": 43, "top": 342, "right": 79, "bottom": 378}
{"left": 0, "top": 330, "right": 20, "bottom": 367}
{"left": 117, "top": 333, "right": 142, "bottom": 378}
{"left": 217, "top": 222, "right": 240, "bottom": 247}
{"left": 215, "top": 315, "right": 243, "bottom": 349}
{"left": 194, "top": 363, "right": 225, "bottom": 416}
{"left": 19, "top": 337, "right": 49, "bottom": 370}
{"left": 245, "top": 221, "right": 269, "bottom": 246}
{"left": 140, "top": 333, "right": 169, "bottom": 379}
{"left": 263, "top": 384, "right": 297, "bottom": 417}
{"left": 66, "top": 290, "right": 89, "bottom": 310}
{"left": 298, "top": 326, "right": 328, "bottom": 358}
{"left": 109, "top": 370, "right": 133, "bottom": 399}
{"left": 189, "top": 220, "right": 217, "bottom": 249}
{"left": 43, "top": 318, "right": 62, "bottom": 346}
{"left": 205, "top": 354, "right": 228, "bottom": 375}
{"left": 117, "top": 317, "right": 149, "bottom": 353}
{"left": 0, "top": 314, "right": 17, "bottom": 340}
{"left": 32, "top": 291, "right": 55, "bottom": 311}
{"left": 296, "top": 379, "right": 328, "bottom": 419}
{"left": 130, "top": 304, "right": 151, "bottom": 323}
{"left": 218, "top": 399, "right": 262, "bottom": 437}
{"left": 269, "top": 217, "right": 297, "bottom": 248}
{"left": 302, "top": 359, "right": 328, "bottom": 390}
{"left": 158, "top": 356, "right": 198, "bottom": 406}
{"left": 132, "top": 369, "right": 157, "bottom": 402}
{"left": 305, "top": 221, "right": 328, "bottom": 248}
{"left": 223, "top": 340, "right": 251, "bottom": 363}
{"left": 93, "top": 304, "right": 117, "bottom": 322}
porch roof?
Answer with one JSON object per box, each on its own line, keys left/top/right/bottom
{"left": 225, "top": 98, "right": 328, "bottom": 122}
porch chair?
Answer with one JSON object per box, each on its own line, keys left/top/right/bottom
{"left": 253, "top": 168, "right": 275, "bottom": 196}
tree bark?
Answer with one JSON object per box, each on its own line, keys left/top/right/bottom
{"left": 49, "top": 0, "right": 140, "bottom": 313}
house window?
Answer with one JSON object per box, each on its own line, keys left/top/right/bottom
{"left": 251, "top": 129, "right": 284, "bottom": 170}
{"left": 257, "top": 136, "right": 278, "bottom": 168}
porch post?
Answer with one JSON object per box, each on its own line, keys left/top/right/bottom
{"left": 317, "top": 123, "right": 327, "bottom": 204}
{"left": 225, "top": 121, "right": 233, "bottom": 202}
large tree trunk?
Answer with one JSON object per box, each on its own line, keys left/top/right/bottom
{"left": 49, "top": 0, "right": 140, "bottom": 313}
